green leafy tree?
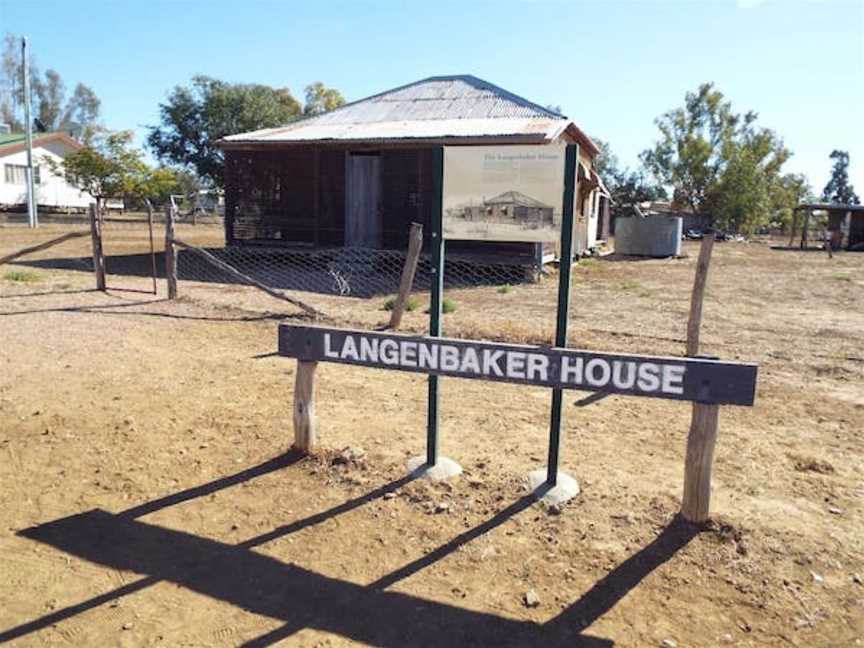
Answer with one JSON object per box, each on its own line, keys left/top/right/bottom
{"left": 0, "top": 33, "right": 101, "bottom": 135}
{"left": 147, "top": 76, "right": 304, "bottom": 187}
{"left": 821, "top": 150, "right": 859, "bottom": 205}
{"left": 769, "top": 173, "right": 812, "bottom": 233}
{"left": 43, "top": 130, "right": 144, "bottom": 212}
{"left": 303, "top": 82, "right": 346, "bottom": 115}
{"left": 641, "top": 83, "right": 743, "bottom": 215}
{"left": 148, "top": 76, "right": 347, "bottom": 187}
{"left": 129, "top": 167, "right": 183, "bottom": 210}
{"left": 642, "top": 83, "right": 795, "bottom": 234}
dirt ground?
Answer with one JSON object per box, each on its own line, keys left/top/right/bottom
{"left": 0, "top": 222, "right": 862, "bottom": 647}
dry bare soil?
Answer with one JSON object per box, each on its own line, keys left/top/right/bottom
{"left": 0, "top": 223, "right": 862, "bottom": 647}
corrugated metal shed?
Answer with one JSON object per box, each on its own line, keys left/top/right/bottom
{"left": 221, "top": 75, "right": 594, "bottom": 151}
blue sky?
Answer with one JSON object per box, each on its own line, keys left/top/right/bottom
{"left": 2, "top": 0, "right": 862, "bottom": 193}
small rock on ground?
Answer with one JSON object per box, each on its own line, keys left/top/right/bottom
{"left": 523, "top": 589, "right": 540, "bottom": 608}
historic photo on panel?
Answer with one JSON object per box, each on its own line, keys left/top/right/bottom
{"left": 442, "top": 145, "right": 566, "bottom": 242}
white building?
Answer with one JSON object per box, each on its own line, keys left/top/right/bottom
{"left": 0, "top": 131, "right": 93, "bottom": 211}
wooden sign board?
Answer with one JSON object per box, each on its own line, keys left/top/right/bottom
{"left": 279, "top": 325, "right": 757, "bottom": 406}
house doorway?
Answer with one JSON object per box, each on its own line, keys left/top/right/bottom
{"left": 345, "top": 152, "right": 382, "bottom": 248}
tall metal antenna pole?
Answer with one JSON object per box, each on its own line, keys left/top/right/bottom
{"left": 22, "top": 37, "right": 37, "bottom": 228}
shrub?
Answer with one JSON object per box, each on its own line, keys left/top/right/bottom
{"left": 498, "top": 284, "right": 513, "bottom": 294}
{"left": 3, "top": 270, "right": 41, "bottom": 283}
{"left": 383, "top": 295, "right": 420, "bottom": 312}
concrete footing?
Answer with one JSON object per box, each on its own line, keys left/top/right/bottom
{"left": 527, "top": 469, "right": 580, "bottom": 505}
{"left": 407, "top": 455, "right": 463, "bottom": 481}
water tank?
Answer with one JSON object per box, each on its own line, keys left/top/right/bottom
{"left": 615, "top": 216, "right": 683, "bottom": 257}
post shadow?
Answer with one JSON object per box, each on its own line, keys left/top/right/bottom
{"left": 547, "top": 515, "right": 700, "bottom": 633}
{"left": 4, "top": 458, "right": 698, "bottom": 647}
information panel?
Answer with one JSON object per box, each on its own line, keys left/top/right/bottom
{"left": 442, "top": 145, "right": 566, "bottom": 242}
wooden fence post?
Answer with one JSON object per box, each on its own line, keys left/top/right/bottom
{"left": 293, "top": 361, "right": 318, "bottom": 453}
{"left": 682, "top": 233, "right": 719, "bottom": 523}
{"left": 388, "top": 222, "right": 423, "bottom": 329}
{"left": 165, "top": 205, "right": 177, "bottom": 299}
{"left": 89, "top": 203, "right": 106, "bottom": 291}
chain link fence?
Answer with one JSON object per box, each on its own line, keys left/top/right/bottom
{"left": 176, "top": 244, "right": 540, "bottom": 299}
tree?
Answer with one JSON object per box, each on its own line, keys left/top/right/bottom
{"left": 44, "top": 130, "right": 144, "bottom": 212}
{"left": 641, "top": 83, "right": 743, "bottom": 215}
{"left": 592, "top": 136, "right": 667, "bottom": 208}
{"left": 147, "top": 76, "right": 305, "bottom": 187}
{"left": 641, "top": 83, "right": 795, "bottom": 234}
{"left": 769, "top": 173, "right": 812, "bottom": 233}
{"left": 303, "top": 82, "right": 346, "bottom": 115}
{"left": 821, "top": 150, "right": 859, "bottom": 205}
{"left": 0, "top": 33, "right": 101, "bottom": 135}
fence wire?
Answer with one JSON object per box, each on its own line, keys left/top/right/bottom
{"left": 176, "top": 245, "right": 540, "bottom": 299}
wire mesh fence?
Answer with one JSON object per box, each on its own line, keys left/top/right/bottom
{"left": 176, "top": 244, "right": 540, "bottom": 299}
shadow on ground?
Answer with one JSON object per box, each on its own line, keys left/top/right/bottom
{"left": 13, "top": 245, "right": 532, "bottom": 299}
{"left": 2, "top": 452, "right": 702, "bottom": 647}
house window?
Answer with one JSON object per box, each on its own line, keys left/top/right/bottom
{"left": 4, "top": 164, "right": 40, "bottom": 185}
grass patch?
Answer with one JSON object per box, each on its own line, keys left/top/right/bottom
{"left": 3, "top": 270, "right": 41, "bottom": 283}
{"left": 577, "top": 257, "right": 596, "bottom": 268}
{"left": 831, "top": 273, "right": 851, "bottom": 282}
{"left": 442, "top": 298, "right": 457, "bottom": 314}
{"left": 498, "top": 284, "right": 513, "bottom": 294}
{"left": 383, "top": 295, "right": 420, "bottom": 312}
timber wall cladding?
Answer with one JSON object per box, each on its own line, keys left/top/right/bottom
{"left": 225, "top": 147, "right": 435, "bottom": 247}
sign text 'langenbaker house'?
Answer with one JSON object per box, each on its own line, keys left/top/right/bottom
{"left": 279, "top": 326, "right": 758, "bottom": 406}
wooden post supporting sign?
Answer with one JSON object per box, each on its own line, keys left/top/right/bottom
{"left": 293, "top": 361, "right": 318, "bottom": 452}
{"left": 682, "top": 233, "right": 720, "bottom": 523}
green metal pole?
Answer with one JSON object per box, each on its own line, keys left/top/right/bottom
{"left": 427, "top": 147, "right": 445, "bottom": 466}
{"left": 546, "top": 144, "right": 579, "bottom": 486}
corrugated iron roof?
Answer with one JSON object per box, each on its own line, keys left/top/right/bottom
{"left": 485, "top": 191, "right": 552, "bottom": 208}
{"left": 222, "top": 75, "right": 576, "bottom": 145}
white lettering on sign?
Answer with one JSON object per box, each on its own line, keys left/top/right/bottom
{"left": 506, "top": 352, "right": 526, "bottom": 379}
{"left": 342, "top": 335, "right": 359, "bottom": 361}
{"left": 380, "top": 339, "right": 398, "bottom": 365}
{"left": 585, "top": 359, "right": 611, "bottom": 387}
{"left": 637, "top": 363, "right": 661, "bottom": 392}
{"left": 560, "top": 356, "right": 583, "bottom": 383}
{"left": 324, "top": 333, "right": 339, "bottom": 359}
{"left": 662, "top": 364, "right": 685, "bottom": 395}
{"left": 483, "top": 349, "right": 504, "bottom": 377}
{"left": 321, "top": 333, "right": 690, "bottom": 397}
{"left": 401, "top": 341, "right": 418, "bottom": 368}
{"left": 360, "top": 337, "right": 379, "bottom": 363}
{"left": 612, "top": 361, "right": 636, "bottom": 389}
{"left": 526, "top": 353, "right": 549, "bottom": 381}
{"left": 441, "top": 345, "right": 459, "bottom": 371}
